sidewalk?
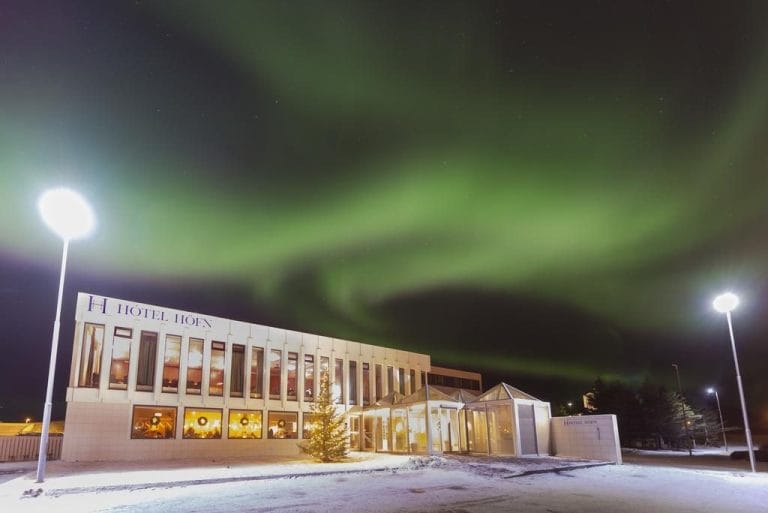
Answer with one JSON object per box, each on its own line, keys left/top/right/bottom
{"left": 0, "top": 453, "right": 413, "bottom": 500}
{"left": 0, "top": 452, "right": 613, "bottom": 501}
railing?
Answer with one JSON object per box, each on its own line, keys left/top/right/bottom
{"left": 0, "top": 435, "right": 63, "bottom": 462}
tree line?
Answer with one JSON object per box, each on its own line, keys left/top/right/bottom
{"left": 579, "top": 378, "right": 723, "bottom": 450}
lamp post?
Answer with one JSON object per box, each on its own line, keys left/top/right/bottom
{"left": 712, "top": 292, "right": 756, "bottom": 473}
{"left": 36, "top": 188, "right": 95, "bottom": 483}
{"left": 671, "top": 363, "right": 692, "bottom": 456}
{"left": 707, "top": 387, "right": 728, "bottom": 453}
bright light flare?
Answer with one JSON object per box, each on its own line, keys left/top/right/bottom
{"left": 713, "top": 292, "right": 739, "bottom": 314}
{"left": 707, "top": 387, "right": 715, "bottom": 394}
{"left": 37, "top": 188, "right": 95, "bottom": 241}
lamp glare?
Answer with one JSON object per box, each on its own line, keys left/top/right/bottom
{"left": 713, "top": 292, "right": 739, "bottom": 314}
{"left": 38, "top": 188, "right": 95, "bottom": 241}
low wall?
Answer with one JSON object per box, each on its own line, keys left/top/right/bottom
{"left": 550, "top": 415, "right": 622, "bottom": 464}
{"left": 0, "top": 435, "right": 63, "bottom": 462}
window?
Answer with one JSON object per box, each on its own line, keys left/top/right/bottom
{"left": 162, "top": 335, "right": 181, "bottom": 393}
{"left": 136, "top": 331, "right": 158, "bottom": 392}
{"left": 362, "top": 363, "right": 370, "bottom": 405}
{"left": 349, "top": 360, "right": 358, "bottom": 405}
{"left": 304, "top": 355, "right": 315, "bottom": 402}
{"left": 109, "top": 327, "right": 131, "bottom": 390}
{"left": 114, "top": 327, "right": 132, "bottom": 338}
{"left": 269, "top": 349, "right": 282, "bottom": 400}
{"left": 334, "top": 358, "right": 344, "bottom": 404}
{"left": 267, "top": 411, "right": 298, "bottom": 439}
{"left": 209, "top": 342, "right": 225, "bottom": 396}
{"left": 183, "top": 408, "right": 222, "bottom": 439}
{"left": 302, "top": 413, "right": 321, "bottom": 438}
{"left": 410, "top": 369, "right": 416, "bottom": 393}
{"left": 387, "top": 366, "right": 394, "bottom": 395}
{"left": 320, "top": 356, "right": 330, "bottom": 378}
{"left": 230, "top": 344, "right": 245, "bottom": 397}
{"left": 227, "top": 410, "right": 262, "bottom": 439}
{"left": 421, "top": 371, "right": 426, "bottom": 390}
{"left": 131, "top": 406, "right": 176, "bottom": 439}
{"left": 399, "top": 368, "right": 406, "bottom": 394}
{"left": 287, "top": 352, "right": 298, "bottom": 401}
{"left": 250, "top": 347, "right": 264, "bottom": 398}
{"left": 186, "top": 338, "right": 203, "bottom": 395}
{"left": 375, "top": 364, "right": 382, "bottom": 400}
{"left": 79, "top": 323, "right": 104, "bottom": 388}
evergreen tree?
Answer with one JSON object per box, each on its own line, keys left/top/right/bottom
{"left": 300, "top": 371, "right": 348, "bottom": 462}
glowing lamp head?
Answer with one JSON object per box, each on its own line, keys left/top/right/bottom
{"left": 707, "top": 388, "right": 715, "bottom": 395}
{"left": 37, "top": 188, "right": 95, "bottom": 241}
{"left": 713, "top": 292, "right": 739, "bottom": 314}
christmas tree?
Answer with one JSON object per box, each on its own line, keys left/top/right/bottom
{"left": 301, "top": 370, "right": 349, "bottom": 462}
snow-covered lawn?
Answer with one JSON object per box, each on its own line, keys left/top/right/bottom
{"left": 1, "top": 454, "right": 766, "bottom": 512}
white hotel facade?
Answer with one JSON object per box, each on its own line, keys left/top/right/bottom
{"left": 63, "top": 293, "right": 433, "bottom": 461}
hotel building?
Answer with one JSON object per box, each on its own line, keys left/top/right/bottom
{"left": 62, "top": 293, "right": 553, "bottom": 462}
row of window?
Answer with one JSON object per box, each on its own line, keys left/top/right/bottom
{"left": 79, "top": 324, "right": 423, "bottom": 403}
{"left": 427, "top": 374, "right": 481, "bottom": 391}
{"left": 131, "top": 405, "right": 324, "bottom": 440}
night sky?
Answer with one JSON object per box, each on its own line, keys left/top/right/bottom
{"left": 2, "top": 1, "right": 768, "bottom": 430}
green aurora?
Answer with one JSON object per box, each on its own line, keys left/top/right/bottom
{"left": 2, "top": 2, "right": 768, "bottom": 412}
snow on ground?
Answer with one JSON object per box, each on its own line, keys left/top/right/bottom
{"left": 1, "top": 454, "right": 767, "bottom": 513}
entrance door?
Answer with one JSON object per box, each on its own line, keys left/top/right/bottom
{"left": 374, "top": 415, "right": 390, "bottom": 451}
{"left": 517, "top": 404, "right": 538, "bottom": 455}
{"left": 363, "top": 416, "right": 374, "bottom": 451}
{"left": 440, "top": 408, "right": 460, "bottom": 452}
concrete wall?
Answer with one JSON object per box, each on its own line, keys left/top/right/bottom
{"left": 550, "top": 415, "right": 622, "bottom": 464}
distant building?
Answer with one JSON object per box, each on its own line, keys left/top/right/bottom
{"left": 427, "top": 366, "right": 482, "bottom": 392}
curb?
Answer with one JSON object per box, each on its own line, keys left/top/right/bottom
{"left": 502, "top": 461, "right": 614, "bottom": 478}
{"left": 42, "top": 466, "right": 401, "bottom": 497}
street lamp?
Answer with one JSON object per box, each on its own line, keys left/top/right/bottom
{"left": 36, "top": 188, "right": 95, "bottom": 483}
{"left": 712, "top": 292, "right": 756, "bottom": 473}
{"left": 706, "top": 387, "right": 728, "bottom": 453}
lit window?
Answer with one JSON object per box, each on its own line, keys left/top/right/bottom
{"left": 250, "top": 347, "right": 264, "bottom": 398}
{"left": 136, "top": 331, "right": 158, "bottom": 392}
{"left": 269, "top": 349, "right": 282, "bottom": 400}
{"left": 375, "top": 364, "right": 382, "bottom": 400}
{"left": 230, "top": 344, "right": 245, "bottom": 397}
{"left": 387, "top": 366, "right": 394, "bottom": 395}
{"left": 267, "top": 411, "right": 298, "bottom": 439}
{"left": 287, "top": 352, "right": 298, "bottom": 401}
{"left": 334, "top": 358, "right": 344, "bottom": 404}
{"left": 79, "top": 323, "right": 104, "bottom": 388}
{"left": 162, "top": 335, "right": 181, "bottom": 393}
{"left": 410, "top": 369, "right": 416, "bottom": 393}
{"left": 227, "top": 410, "right": 262, "bottom": 439}
{"left": 131, "top": 406, "right": 176, "bottom": 439}
{"left": 304, "top": 355, "right": 315, "bottom": 402}
{"left": 209, "top": 341, "right": 225, "bottom": 396}
{"left": 349, "top": 360, "right": 358, "bottom": 405}
{"left": 186, "top": 338, "right": 203, "bottom": 395}
{"left": 109, "top": 327, "right": 131, "bottom": 390}
{"left": 398, "top": 368, "right": 405, "bottom": 394}
{"left": 362, "top": 363, "right": 370, "bottom": 405}
{"left": 183, "top": 408, "right": 222, "bottom": 439}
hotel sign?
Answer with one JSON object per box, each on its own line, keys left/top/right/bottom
{"left": 82, "top": 293, "right": 215, "bottom": 329}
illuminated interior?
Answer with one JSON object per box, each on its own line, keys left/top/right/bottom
{"left": 183, "top": 408, "right": 223, "bottom": 439}
{"left": 227, "top": 410, "right": 263, "bottom": 439}
{"left": 267, "top": 411, "right": 298, "bottom": 439}
{"left": 131, "top": 406, "right": 176, "bottom": 439}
